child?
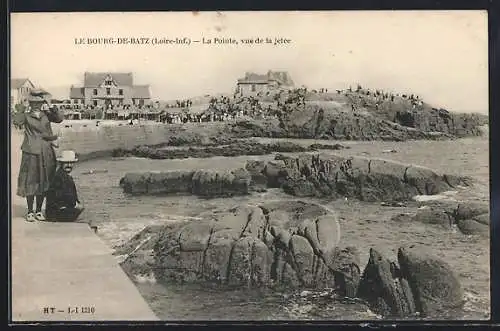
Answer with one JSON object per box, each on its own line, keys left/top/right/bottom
{"left": 45, "top": 150, "right": 85, "bottom": 222}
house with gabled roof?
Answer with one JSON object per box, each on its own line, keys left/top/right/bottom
{"left": 69, "top": 72, "right": 151, "bottom": 107}
{"left": 10, "top": 78, "right": 36, "bottom": 110}
{"left": 236, "top": 70, "right": 295, "bottom": 96}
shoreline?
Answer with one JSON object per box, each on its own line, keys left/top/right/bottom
{"left": 10, "top": 124, "right": 490, "bottom": 320}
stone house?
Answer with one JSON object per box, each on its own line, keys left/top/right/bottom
{"left": 236, "top": 70, "right": 294, "bottom": 96}
{"left": 69, "top": 72, "right": 151, "bottom": 108}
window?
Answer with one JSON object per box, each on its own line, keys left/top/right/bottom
{"left": 119, "top": 89, "right": 123, "bottom": 96}
{"left": 93, "top": 89, "right": 98, "bottom": 95}
{"left": 251, "top": 84, "right": 256, "bottom": 92}
{"left": 106, "top": 88, "right": 111, "bottom": 95}
{"left": 93, "top": 100, "right": 98, "bottom": 106}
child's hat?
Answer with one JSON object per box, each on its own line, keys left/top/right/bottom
{"left": 57, "top": 150, "right": 78, "bottom": 162}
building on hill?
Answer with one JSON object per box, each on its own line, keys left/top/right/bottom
{"left": 236, "top": 70, "right": 294, "bottom": 96}
{"left": 10, "top": 78, "right": 36, "bottom": 110}
{"left": 69, "top": 72, "right": 151, "bottom": 108}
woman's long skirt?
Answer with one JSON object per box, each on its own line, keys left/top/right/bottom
{"left": 17, "top": 143, "right": 57, "bottom": 197}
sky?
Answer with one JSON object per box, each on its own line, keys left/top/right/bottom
{"left": 10, "top": 11, "right": 488, "bottom": 113}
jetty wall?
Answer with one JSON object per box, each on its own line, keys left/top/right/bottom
{"left": 53, "top": 121, "right": 225, "bottom": 161}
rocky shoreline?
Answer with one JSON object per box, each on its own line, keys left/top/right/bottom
{"left": 113, "top": 149, "right": 489, "bottom": 319}
{"left": 114, "top": 198, "right": 484, "bottom": 319}
{"left": 106, "top": 97, "right": 488, "bottom": 320}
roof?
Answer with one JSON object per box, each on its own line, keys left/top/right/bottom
{"left": 83, "top": 72, "right": 134, "bottom": 87}
{"left": 267, "top": 71, "right": 294, "bottom": 86}
{"left": 237, "top": 72, "right": 269, "bottom": 84}
{"left": 132, "top": 85, "right": 151, "bottom": 99}
{"left": 11, "top": 78, "right": 34, "bottom": 89}
{"left": 237, "top": 71, "right": 294, "bottom": 86}
{"left": 69, "top": 87, "right": 85, "bottom": 99}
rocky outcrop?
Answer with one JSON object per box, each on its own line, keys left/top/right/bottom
{"left": 117, "top": 202, "right": 465, "bottom": 319}
{"left": 113, "top": 139, "right": 350, "bottom": 161}
{"left": 120, "top": 153, "right": 474, "bottom": 203}
{"left": 152, "top": 201, "right": 357, "bottom": 291}
{"left": 112, "top": 140, "right": 309, "bottom": 160}
{"left": 358, "top": 247, "right": 464, "bottom": 319}
{"left": 394, "top": 109, "right": 487, "bottom": 138}
{"left": 247, "top": 93, "right": 486, "bottom": 140}
{"left": 391, "top": 201, "right": 490, "bottom": 237}
{"left": 119, "top": 168, "right": 251, "bottom": 198}
{"left": 229, "top": 101, "right": 485, "bottom": 141}
{"left": 357, "top": 248, "right": 416, "bottom": 318}
{"left": 398, "top": 247, "right": 464, "bottom": 317}
{"left": 245, "top": 153, "right": 472, "bottom": 202}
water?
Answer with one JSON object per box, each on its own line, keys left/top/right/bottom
{"left": 71, "top": 137, "right": 489, "bottom": 320}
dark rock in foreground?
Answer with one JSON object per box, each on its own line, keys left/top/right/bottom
{"left": 358, "top": 247, "right": 464, "bottom": 319}
{"left": 117, "top": 201, "right": 465, "bottom": 319}
{"left": 357, "top": 248, "right": 416, "bottom": 318}
{"left": 398, "top": 247, "right": 464, "bottom": 317}
{"left": 152, "top": 201, "right": 353, "bottom": 291}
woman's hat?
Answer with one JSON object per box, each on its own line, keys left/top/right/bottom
{"left": 28, "top": 89, "right": 51, "bottom": 103}
{"left": 30, "top": 88, "right": 51, "bottom": 97}
{"left": 57, "top": 150, "right": 78, "bottom": 163}
{"left": 27, "top": 95, "right": 48, "bottom": 103}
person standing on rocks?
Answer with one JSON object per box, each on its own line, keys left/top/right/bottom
{"left": 13, "top": 90, "right": 64, "bottom": 222}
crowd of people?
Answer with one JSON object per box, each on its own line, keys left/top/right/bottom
{"left": 337, "top": 84, "right": 425, "bottom": 111}
{"left": 15, "top": 84, "right": 427, "bottom": 128}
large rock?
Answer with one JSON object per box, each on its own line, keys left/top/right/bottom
{"left": 404, "top": 166, "right": 449, "bottom": 195}
{"left": 454, "top": 202, "right": 489, "bottom": 221}
{"left": 120, "top": 168, "right": 251, "bottom": 198}
{"left": 398, "top": 246, "right": 464, "bottom": 318}
{"left": 332, "top": 247, "right": 361, "bottom": 298}
{"left": 413, "top": 207, "right": 454, "bottom": 228}
{"left": 191, "top": 168, "right": 251, "bottom": 198}
{"left": 259, "top": 100, "right": 485, "bottom": 141}
{"left": 357, "top": 248, "right": 416, "bottom": 318}
{"left": 119, "top": 171, "right": 194, "bottom": 195}
{"left": 397, "top": 201, "right": 490, "bottom": 236}
{"left": 456, "top": 219, "right": 489, "bottom": 236}
{"left": 245, "top": 160, "right": 268, "bottom": 190}
{"left": 264, "top": 161, "right": 289, "bottom": 188}
{"left": 272, "top": 153, "right": 468, "bottom": 202}
{"left": 358, "top": 246, "right": 464, "bottom": 319}
{"left": 152, "top": 201, "right": 352, "bottom": 290}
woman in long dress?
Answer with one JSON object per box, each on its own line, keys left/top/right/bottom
{"left": 13, "top": 90, "right": 64, "bottom": 222}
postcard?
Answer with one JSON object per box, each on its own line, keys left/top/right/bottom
{"left": 9, "top": 10, "right": 489, "bottom": 322}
